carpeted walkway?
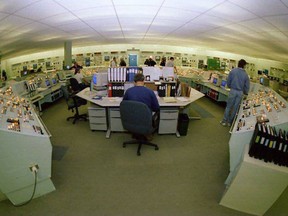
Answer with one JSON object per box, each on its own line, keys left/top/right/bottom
{"left": 0, "top": 96, "right": 287, "bottom": 216}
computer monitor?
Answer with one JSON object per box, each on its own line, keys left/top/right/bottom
{"left": 45, "top": 79, "right": 51, "bottom": 87}
{"left": 221, "top": 80, "right": 227, "bottom": 88}
{"left": 92, "top": 72, "right": 108, "bottom": 87}
{"left": 104, "top": 56, "right": 110, "bottom": 62}
{"left": 213, "top": 77, "right": 218, "bottom": 85}
{"left": 260, "top": 77, "right": 269, "bottom": 86}
{"left": 21, "top": 70, "right": 29, "bottom": 77}
{"left": 51, "top": 77, "right": 57, "bottom": 85}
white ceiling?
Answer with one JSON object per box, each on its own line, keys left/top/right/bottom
{"left": 1, "top": 0, "right": 288, "bottom": 62}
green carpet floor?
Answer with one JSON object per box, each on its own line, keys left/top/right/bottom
{"left": 0, "top": 97, "right": 287, "bottom": 216}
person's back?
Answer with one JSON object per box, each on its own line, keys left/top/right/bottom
{"left": 220, "top": 59, "right": 250, "bottom": 126}
{"left": 110, "top": 57, "right": 117, "bottom": 67}
{"left": 227, "top": 67, "right": 250, "bottom": 94}
{"left": 160, "top": 57, "right": 166, "bottom": 66}
{"left": 166, "top": 57, "right": 175, "bottom": 67}
{"left": 123, "top": 73, "right": 159, "bottom": 112}
{"left": 119, "top": 58, "right": 126, "bottom": 67}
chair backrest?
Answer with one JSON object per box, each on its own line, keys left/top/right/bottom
{"left": 69, "top": 77, "right": 80, "bottom": 92}
{"left": 120, "top": 100, "right": 153, "bottom": 135}
{"left": 61, "top": 84, "right": 87, "bottom": 108}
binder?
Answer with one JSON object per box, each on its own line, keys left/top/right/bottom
{"left": 249, "top": 122, "right": 262, "bottom": 158}
{"left": 108, "top": 83, "right": 112, "bottom": 97}
{"left": 170, "top": 83, "right": 176, "bottom": 97}
{"left": 274, "top": 129, "right": 284, "bottom": 166}
{"left": 157, "top": 84, "right": 166, "bottom": 97}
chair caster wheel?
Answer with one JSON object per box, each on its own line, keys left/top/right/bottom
{"left": 155, "top": 147, "right": 159, "bottom": 150}
{"left": 137, "top": 152, "right": 141, "bottom": 156}
{"left": 123, "top": 144, "right": 126, "bottom": 148}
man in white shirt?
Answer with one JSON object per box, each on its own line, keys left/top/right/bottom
{"left": 165, "top": 57, "right": 175, "bottom": 67}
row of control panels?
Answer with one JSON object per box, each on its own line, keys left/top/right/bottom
{"left": 0, "top": 86, "right": 46, "bottom": 136}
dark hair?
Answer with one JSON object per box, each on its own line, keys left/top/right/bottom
{"left": 134, "top": 73, "right": 144, "bottom": 82}
{"left": 238, "top": 59, "right": 247, "bottom": 68}
{"left": 170, "top": 57, "right": 174, "bottom": 60}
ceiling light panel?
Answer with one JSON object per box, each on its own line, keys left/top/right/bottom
{"left": 113, "top": 0, "right": 163, "bottom": 6}
{"left": 190, "top": 14, "right": 232, "bottom": 28}
{"left": 240, "top": 18, "right": 280, "bottom": 33}
{"left": 162, "top": 0, "right": 226, "bottom": 12}
{"left": 0, "top": 15, "right": 32, "bottom": 32}
{"left": 115, "top": 5, "right": 159, "bottom": 19}
{"left": 85, "top": 18, "right": 120, "bottom": 30}
{"left": 0, "top": 12, "right": 8, "bottom": 20}
{"left": 156, "top": 7, "right": 200, "bottom": 22}
{"left": 229, "top": 0, "right": 288, "bottom": 17}
{"left": 56, "top": 21, "right": 91, "bottom": 32}
{"left": 206, "top": 1, "right": 257, "bottom": 22}
{"left": 73, "top": 7, "right": 116, "bottom": 20}
{"left": 54, "top": 0, "right": 111, "bottom": 11}
{"left": 264, "top": 15, "right": 288, "bottom": 31}
{"left": 39, "top": 13, "right": 79, "bottom": 27}
{"left": 14, "top": 0, "right": 68, "bottom": 20}
{"left": 0, "top": 0, "right": 39, "bottom": 13}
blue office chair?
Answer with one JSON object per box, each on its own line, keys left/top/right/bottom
{"left": 120, "top": 100, "right": 159, "bottom": 156}
{"left": 61, "top": 85, "right": 87, "bottom": 124}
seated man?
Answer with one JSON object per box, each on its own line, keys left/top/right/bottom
{"left": 123, "top": 73, "right": 160, "bottom": 138}
{"left": 71, "top": 62, "right": 89, "bottom": 90}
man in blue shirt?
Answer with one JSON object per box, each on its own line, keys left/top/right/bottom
{"left": 123, "top": 73, "right": 160, "bottom": 139}
{"left": 220, "top": 59, "right": 250, "bottom": 127}
{"left": 123, "top": 73, "right": 159, "bottom": 112}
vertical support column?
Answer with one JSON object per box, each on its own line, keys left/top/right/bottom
{"left": 64, "top": 41, "right": 72, "bottom": 70}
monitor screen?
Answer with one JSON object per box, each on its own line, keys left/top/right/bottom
{"left": 92, "top": 73, "right": 97, "bottom": 85}
{"left": 51, "top": 78, "right": 57, "bottom": 85}
{"left": 260, "top": 77, "right": 264, "bottom": 85}
{"left": 221, "top": 80, "right": 227, "bottom": 88}
{"left": 45, "top": 79, "right": 51, "bottom": 87}
{"left": 93, "top": 72, "right": 108, "bottom": 86}
{"left": 213, "top": 77, "right": 218, "bottom": 85}
{"left": 104, "top": 56, "right": 110, "bottom": 61}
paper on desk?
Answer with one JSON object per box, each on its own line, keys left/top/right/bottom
{"left": 108, "top": 97, "right": 123, "bottom": 102}
{"left": 163, "top": 97, "right": 177, "bottom": 103}
{"left": 176, "top": 97, "right": 189, "bottom": 102}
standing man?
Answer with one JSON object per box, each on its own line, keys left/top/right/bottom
{"left": 144, "top": 56, "right": 156, "bottom": 67}
{"left": 165, "top": 57, "right": 175, "bottom": 67}
{"left": 165, "top": 57, "right": 177, "bottom": 73}
{"left": 220, "top": 59, "right": 250, "bottom": 127}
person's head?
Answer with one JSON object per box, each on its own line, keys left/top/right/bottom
{"left": 238, "top": 59, "right": 247, "bottom": 68}
{"left": 149, "top": 56, "right": 153, "bottom": 60}
{"left": 134, "top": 73, "right": 145, "bottom": 85}
{"left": 113, "top": 57, "right": 116, "bottom": 61}
{"left": 170, "top": 57, "right": 174, "bottom": 61}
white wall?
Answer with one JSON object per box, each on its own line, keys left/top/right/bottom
{"left": 2, "top": 44, "right": 288, "bottom": 78}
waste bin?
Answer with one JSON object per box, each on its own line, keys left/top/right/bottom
{"left": 177, "top": 113, "right": 189, "bottom": 136}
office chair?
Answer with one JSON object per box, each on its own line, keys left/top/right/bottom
{"left": 69, "top": 77, "right": 81, "bottom": 92}
{"left": 61, "top": 85, "right": 87, "bottom": 124}
{"left": 120, "top": 100, "right": 159, "bottom": 156}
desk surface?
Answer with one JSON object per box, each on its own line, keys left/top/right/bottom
{"left": 77, "top": 87, "right": 204, "bottom": 107}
